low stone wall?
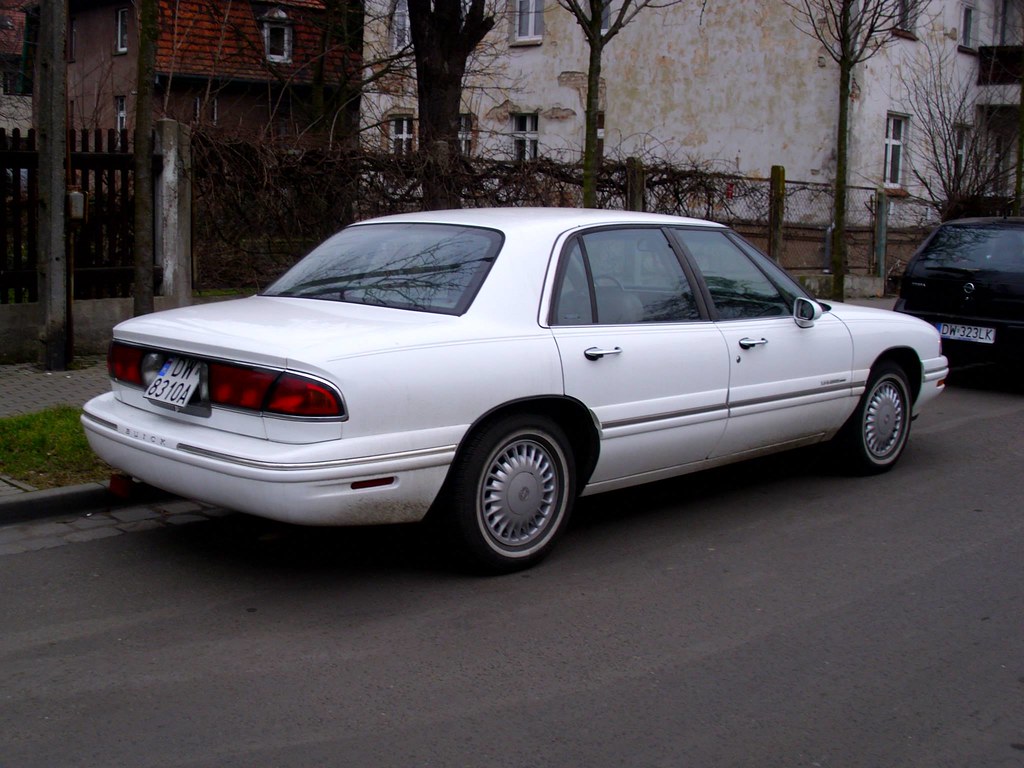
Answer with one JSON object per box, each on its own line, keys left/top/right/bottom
{"left": 0, "top": 296, "right": 189, "bottom": 364}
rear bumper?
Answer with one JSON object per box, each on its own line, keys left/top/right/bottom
{"left": 895, "top": 303, "right": 1024, "bottom": 365}
{"left": 82, "top": 393, "right": 456, "bottom": 526}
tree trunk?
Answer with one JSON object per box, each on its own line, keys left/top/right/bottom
{"left": 133, "top": 0, "right": 158, "bottom": 316}
{"left": 407, "top": 0, "right": 493, "bottom": 210}
{"left": 582, "top": 36, "right": 603, "bottom": 208}
{"left": 831, "top": 56, "right": 852, "bottom": 301}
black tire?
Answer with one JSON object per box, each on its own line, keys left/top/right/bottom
{"left": 837, "top": 361, "right": 912, "bottom": 475}
{"left": 447, "top": 414, "right": 575, "bottom": 573}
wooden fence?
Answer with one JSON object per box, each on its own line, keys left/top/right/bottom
{"left": 0, "top": 128, "right": 157, "bottom": 305}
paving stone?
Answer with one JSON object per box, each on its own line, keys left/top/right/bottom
{"left": 156, "top": 500, "right": 206, "bottom": 515}
{"left": 66, "top": 514, "right": 118, "bottom": 530}
{"left": 6, "top": 536, "right": 66, "bottom": 553}
{"left": 165, "top": 514, "right": 210, "bottom": 526}
{"left": 115, "top": 519, "right": 164, "bottom": 533}
{"left": 110, "top": 506, "right": 162, "bottom": 523}
{"left": 64, "top": 527, "right": 124, "bottom": 543}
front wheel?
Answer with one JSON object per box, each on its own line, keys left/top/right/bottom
{"left": 837, "top": 362, "right": 912, "bottom": 475}
{"left": 446, "top": 414, "right": 575, "bottom": 573}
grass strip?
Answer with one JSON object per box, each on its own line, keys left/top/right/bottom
{"left": 0, "top": 406, "right": 111, "bottom": 490}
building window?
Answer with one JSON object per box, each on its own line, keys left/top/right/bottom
{"left": 458, "top": 113, "right": 474, "bottom": 155}
{"left": 68, "top": 17, "right": 76, "bottom": 62}
{"left": 514, "top": 0, "right": 544, "bottom": 42}
{"left": 512, "top": 113, "right": 539, "bottom": 160}
{"left": 115, "top": 95, "right": 127, "bottom": 133}
{"left": 954, "top": 125, "right": 969, "bottom": 176}
{"left": 391, "top": 0, "right": 410, "bottom": 51}
{"left": 884, "top": 114, "right": 906, "bottom": 187}
{"left": 960, "top": 4, "right": 975, "bottom": 48}
{"left": 391, "top": 115, "right": 415, "bottom": 154}
{"left": 600, "top": 0, "right": 610, "bottom": 32}
{"left": 115, "top": 7, "right": 129, "bottom": 53}
{"left": 896, "top": 0, "right": 917, "bottom": 33}
{"left": 261, "top": 9, "right": 293, "bottom": 63}
{"left": 193, "top": 96, "right": 219, "bottom": 126}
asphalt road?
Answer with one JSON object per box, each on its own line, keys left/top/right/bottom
{"left": 2, "top": 368, "right": 1023, "bottom": 768}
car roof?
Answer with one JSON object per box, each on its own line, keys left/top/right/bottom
{"left": 352, "top": 207, "right": 726, "bottom": 233}
{"left": 940, "top": 217, "right": 1024, "bottom": 227}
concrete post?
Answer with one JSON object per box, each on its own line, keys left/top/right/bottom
{"left": 625, "top": 157, "right": 645, "bottom": 212}
{"left": 155, "top": 120, "right": 192, "bottom": 307}
{"left": 37, "top": 0, "right": 67, "bottom": 369}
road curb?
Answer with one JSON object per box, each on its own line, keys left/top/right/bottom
{"left": 0, "top": 481, "right": 176, "bottom": 525}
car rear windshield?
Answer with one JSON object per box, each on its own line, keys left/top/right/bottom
{"left": 262, "top": 223, "right": 504, "bottom": 315}
{"left": 916, "top": 224, "right": 1024, "bottom": 273}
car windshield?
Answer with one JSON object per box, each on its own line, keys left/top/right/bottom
{"left": 263, "top": 223, "right": 504, "bottom": 314}
{"left": 918, "top": 224, "right": 1024, "bottom": 273}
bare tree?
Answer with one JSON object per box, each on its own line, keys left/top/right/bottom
{"left": 899, "top": 41, "right": 1014, "bottom": 219}
{"left": 785, "top": 0, "right": 930, "bottom": 299}
{"left": 406, "top": 0, "right": 495, "bottom": 209}
{"left": 559, "top": 0, "right": 702, "bottom": 208}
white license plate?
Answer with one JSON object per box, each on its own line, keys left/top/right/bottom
{"left": 144, "top": 356, "right": 203, "bottom": 407}
{"left": 937, "top": 322, "right": 996, "bottom": 344}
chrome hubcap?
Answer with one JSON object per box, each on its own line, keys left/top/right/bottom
{"left": 481, "top": 438, "right": 559, "bottom": 548}
{"left": 864, "top": 379, "right": 905, "bottom": 459}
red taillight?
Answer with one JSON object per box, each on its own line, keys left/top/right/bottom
{"left": 207, "top": 362, "right": 277, "bottom": 410}
{"left": 266, "top": 373, "right": 344, "bottom": 417}
{"left": 108, "top": 343, "right": 144, "bottom": 386}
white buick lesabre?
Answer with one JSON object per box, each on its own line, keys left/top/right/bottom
{"left": 83, "top": 208, "right": 947, "bottom": 571}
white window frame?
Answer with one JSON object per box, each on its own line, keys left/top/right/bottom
{"left": 115, "top": 95, "right": 127, "bottom": 132}
{"left": 514, "top": 0, "right": 544, "bottom": 42}
{"left": 115, "top": 7, "right": 129, "bottom": 53}
{"left": 261, "top": 9, "right": 293, "bottom": 64}
{"left": 960, "top": 3, "right": 975, "bottom": 48}
{"left": 391, "top": 115, "right": 415, "bottom": 154}
{"left": 391, "top": 0, "right": 410, "bottom": 51}
{"left": 512, "top": 113, "right": 539, "bottom": 160}
{"left": 193, "top": 96, "right": 219, "bottom": 126}
{"left": 884, "top": 113, "right": 907, "bottom": 187}
{"left": 458, "top": 113, "right": 473, "bottom": 155}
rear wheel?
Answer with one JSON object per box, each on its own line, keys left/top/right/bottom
{"left": 447, "top": 414, "right": 575, "bottom": 573}
{"left": 837, "top": 362, "right": 912, "bottom": 474}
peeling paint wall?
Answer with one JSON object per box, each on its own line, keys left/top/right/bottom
{"left": 362, "top": 0, "right": 1010, "bottom": 204}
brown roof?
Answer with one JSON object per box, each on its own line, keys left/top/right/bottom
{"left": 156, "top": 0, "right": 354, "bottom": 85}
{"left": 0, "top": 2, "right": 25, "bottom": 59}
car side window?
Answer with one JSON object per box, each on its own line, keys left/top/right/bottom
{"left": 672, "top": 229, "right": 791, "bottom": 320}
{"left": 551, "top": 228, "right": 699, "bottom": 325}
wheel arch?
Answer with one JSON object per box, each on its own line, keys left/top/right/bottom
{"left": 871, "top": 347, "right": 922, "bottom": 403}
{"left": 447, "top": 396, "right": 600, "bottom": 497}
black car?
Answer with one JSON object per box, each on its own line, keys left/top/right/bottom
{"left": 895, "top": 217, "right": 1024, "bottom": 367}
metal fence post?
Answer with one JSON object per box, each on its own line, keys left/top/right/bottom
{"left": 768, "top": 165, "right": 785, "bottom": 261}
{"left": 874, "top": 187, "right": 888, "bottom": 286}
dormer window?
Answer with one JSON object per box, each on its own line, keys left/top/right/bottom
{"left": 261, "top": 8, "right": 293, "bottom": 63}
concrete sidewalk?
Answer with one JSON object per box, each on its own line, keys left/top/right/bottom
{"left": 0, "top": 356, "right": 111, "bottom": 418}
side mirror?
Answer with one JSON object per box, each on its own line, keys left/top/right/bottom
{"left": 793, "top": 297, "right": 823, "bottom": 329}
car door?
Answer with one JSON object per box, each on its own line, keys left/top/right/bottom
{"left": 669, "top": 228, "right": 855, "bottom": 459}
{"left": 549, "top": 227, "right": 730, "bottom": 487}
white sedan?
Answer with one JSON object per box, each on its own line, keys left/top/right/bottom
{"left": 83, "top": 208, "right": 948, "bottom": 571}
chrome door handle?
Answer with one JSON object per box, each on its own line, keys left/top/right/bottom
{"left": 738, "top": 337, "right": 768, "bottom": 349}
{"left": 584, "top": 346, "right": 623, "bottom": 361}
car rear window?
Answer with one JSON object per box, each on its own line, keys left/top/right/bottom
{"left": 916, "top": 225, "right": 1024, "bottom": 273}
{"left": 263, "top": 223, "right": 504, "bottom": 315}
